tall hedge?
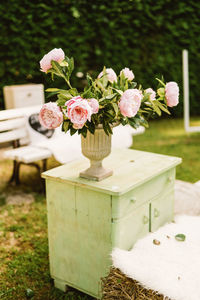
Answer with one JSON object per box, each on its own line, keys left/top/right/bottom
{"left": 0, "top": 0, "right": 200, "bottom": 116}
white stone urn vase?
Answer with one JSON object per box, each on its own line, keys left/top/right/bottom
{"left": 80, "top": 126, "right": 113, "bottom": 181}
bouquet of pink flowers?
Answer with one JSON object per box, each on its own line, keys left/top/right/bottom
{"left": 39, "top": 48, "right": 179, "bottom": 137}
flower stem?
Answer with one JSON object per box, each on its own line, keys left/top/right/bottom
{"left": 67, "top": 80, "right": 73, "bottom": 89}
{"left": 64, "top": 77, "right": 72, "bottom": 89}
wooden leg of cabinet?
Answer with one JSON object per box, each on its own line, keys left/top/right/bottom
{"left": 54, "top": 278, "right": 68, "bottom": 292}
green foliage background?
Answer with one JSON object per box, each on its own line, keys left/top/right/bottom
{"left": 0, "top": 0, "right": 200, "bottom": 116}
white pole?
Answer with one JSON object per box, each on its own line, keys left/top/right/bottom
{"left": 183, "top": 49, "right": 190, "bottom": 132}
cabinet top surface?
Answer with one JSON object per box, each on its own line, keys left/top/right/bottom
{"left": 42, "top": 148, "right": 181, "bottom": 195}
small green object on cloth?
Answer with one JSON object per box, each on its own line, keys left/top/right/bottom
{"left": 175, "top": 234, "right": 186, "bottom": 242}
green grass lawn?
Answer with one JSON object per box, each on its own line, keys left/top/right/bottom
{"left": 0, "top": 117, "right": 199, "bottom": 299}
{"left": 132, "top": 117, "right": 200, "bottom": 183}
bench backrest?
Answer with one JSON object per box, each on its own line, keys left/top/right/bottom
{"left": 0, "top": 116, "right": 28, "bottom": 145}
{"left": 0, "top": 105, "right": 42, "bottom": 146}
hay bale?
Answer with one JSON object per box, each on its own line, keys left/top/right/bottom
{"left": 102, "top": 267, "right": 171, "bottom": 300}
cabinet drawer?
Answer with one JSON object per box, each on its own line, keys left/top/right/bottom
{"left": 112, "top": 168, "right": 175, "bottom": 219}
{"left": 112, "top": 202, "right": 150, "bottom": 250}
{"left": 151, "top": 190, "right": 174, "bottom": 232}
{"left": 13, "top": 88, "right": 44, "bottom": 108}
{"left": 3, "top": 84, "right": 44, "bottom": 109}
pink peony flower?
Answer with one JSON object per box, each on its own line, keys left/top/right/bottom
{"left": 40, "top": 48, "right": 65, "bottom": 73}
{"left": 67, "top": 96, "right": 92, "bottom": 129}
{"left": 65, "top": 96, "right": 83, "bottom": 110}
{"left": 98, "top": 68, "right": 117, "bottom": 83}
{"left": 39, "top": 102, "right": 63, "bottom": 129}
{"left": 120, "top": 67, "right": 134, "bottom": 81}
{"left": 165, "top": 82, "right": 179, "bottom": 107}
{"left": 87, "top": 98, "right": 99, "bottom": 114}
{"left": 145, "top": 88, "right": 156, "bottom": 101}
{"left": 119, "top": 89, "right": 143, "bottom": 118}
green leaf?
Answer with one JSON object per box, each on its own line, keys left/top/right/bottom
{"left": 121, "top": 118, "right": 128, "bottom": 126}
{"left": 156, "top": 78, "right": 166, "bottom": 87}
{"left": 65, "top": 57, "right": 74, "bottom": 75}
{"left": 154, "top": 106, "right": 161, "bottom": 116}
{"left": 112, "top": 103, "right": 118, "bottom": 115}
{"left": 86, "top": 74, "right": 93, "bottom": 86}
{"left": 96, "top": 80, "right": 105, "bottom": 91}
{"left": 160, "top": 106, "right": 171, "bottom": 114}
{"left": 156, "top": 101, "right": 171, "bottom": 114}
{"left": 107, "top": 123, "right": 113, "bottom": 134}
{"left": 59, "top": 89, "right": 73, "bottom": 97}
{"left": 51, "top": 60, "right": 66, "bottom": 79}
{"left": 142, "top": 106, "right": 153, "bottom": 111}
{"left": 142, "top": 93, "right": 151, "bottom": 102}
{"left": 58, "top": 92, "right": 72, "bottom": 101}
{"left": 60, "top": 60, "right": 68, "bottom": 67}
{"left": 82, "top": 86, "right": 93, "bottom": 98}
{"left": 139, "top": 117, "right": 149, "bottom": 128}
{"left": 112, "top": 88, "right": 123, "bottom": 96}
{"left": 105, "top": 93, "right": 117, "bottom": 100}
{"left": 62, "top": 121, "right": 70, "bottom": 132}
{"left": 139, "top": 110, "right": 149, "bottom": 114}
{"left": 46, "top": 88, "right": 59, "bottom": 92}
{"left": 69, "top": 57, "right": 74, "bottom": 74}
{"left": 80, "top": 126, "right": 87, "bottom": 138}
{"left": 70, "top": 127, "right": 77, "bottom": 136}
{"left": 103, "top": 121, "right": 110, "bottom": 135}
{"left": 120, "top": 70, "right": 125, "bottom": 81}
{"left": 99, "top": 94, "right": 116, "bottom": 104}
{"left": 151, "top": 101, "right": 161, "bottom": 116}
{"left": 105, "top": 109, "right": 115, "bottom": 118}
{"left": 129, "top": 82, "right": 137, "bottom": 89}
{"left": 102, "top": 66, "right": 107, "bottom": 75}
{"left": 128, "top": 117, "right": 140, "bottom": 129}
{"left": 100, "top": 73, "right": 109, "bottom": 88}
{"left": 56, "top": 98, "right": 66, "bottom": 106}
{"left": 175, "top": 234, "right": 186, "bottom": 242}
{"left": 46, "top": 91, "right": 58, "bottom": 99}
{"left": 87, "top": 121, "right": 95, "bottom": 134}
{"left": 68, "top": 88, "right": 78, "bottom": 96}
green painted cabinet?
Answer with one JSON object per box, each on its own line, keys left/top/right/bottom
{"left": 42, "top": 148, "right": 181, "bottom": 299}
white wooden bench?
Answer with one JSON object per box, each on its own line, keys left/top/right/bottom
{"left": 0, "top": 105, "right": 52, "bottom": 184}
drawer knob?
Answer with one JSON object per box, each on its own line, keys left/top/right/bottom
{"left": 27, "top": 93, "right": 32, "bottom": 97}
{"left": 130, "top": 198, "right": 136, "bottom": 204}
{"left": 143, "top": 216, "right": 149, "bottom": 224}
{"left": 154, "top": 208, "right": 160, "bottom": 218}
{"left": 168, "top": 176, "right": 173, "bottom": 183}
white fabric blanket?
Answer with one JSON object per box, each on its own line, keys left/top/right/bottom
{"left": 112, "top": 182, "right": 200, "bottom": 300}
{"left": 112, "top": 215, "right": 200, "bottom": 300}
{"left": 175, "top": 180, "right": 200, "bottom": 215}
{"left": 30, "top": 124, "right": 144, "bottom": 164}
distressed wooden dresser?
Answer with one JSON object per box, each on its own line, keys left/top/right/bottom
{"left": 42, "top": 148, "right": 181, "bottom": 298}
{"left": 3, "top": 84, "right": 44, "bottom": 109}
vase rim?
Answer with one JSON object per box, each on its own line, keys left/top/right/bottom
{"left": 95, "top": 122, "right": 119, "bottom": 129}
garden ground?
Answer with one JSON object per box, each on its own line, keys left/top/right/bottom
{"left": 0, "top": 117, "right": 199, "bottom": 300}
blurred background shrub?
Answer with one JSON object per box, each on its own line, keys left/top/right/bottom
{"left": 0, "top": 0, "right": 200, "bottom": 116}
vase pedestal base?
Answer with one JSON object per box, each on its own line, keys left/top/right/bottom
{"left": 80, "top": 167, "right": 113, "bottom": 181}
